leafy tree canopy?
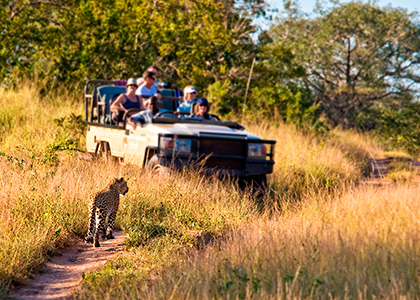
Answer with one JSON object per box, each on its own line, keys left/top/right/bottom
{"left": 265, "top": 0, "right": 420, "bottom": 128}
{"left": 0, "top": 0, "right": 267, "bottom": 94}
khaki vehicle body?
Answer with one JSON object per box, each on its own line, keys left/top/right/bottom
{"left": 85, "top": 79, "right": 276, "bottom": 179}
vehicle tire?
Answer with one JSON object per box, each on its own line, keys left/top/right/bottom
{"left": 95, "top": 141, "right": 111, "bottom": 161}
{"left": 147, "top": 155, "right": 170, "bottom": 176}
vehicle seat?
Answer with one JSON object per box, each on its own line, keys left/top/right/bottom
{"left": 159, "top": 88, "right": 183, "bottom": 111}
{"left": 90, "top": 85, "right": 105, "bottom": 121}
{"left": 97, "top": 86, "right": 126, "bottom": 124}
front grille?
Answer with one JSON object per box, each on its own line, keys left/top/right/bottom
{"left": 198, "top": 138, "right": 246, "bottom": 170}
{"left": 199, "top": 139, "right": 247, "bottom": 156}
{"left": 204, "top": 157, "right": 244, "bottom": 169}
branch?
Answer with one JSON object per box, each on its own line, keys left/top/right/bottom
{"left": 346, "top": 37, "right": 351, "bottom": 83}
{"left": 366, "top": 83, "right": 415, "bottom": 102}
{"left": 311, "top": 70, "right": 339, "bottom": 88}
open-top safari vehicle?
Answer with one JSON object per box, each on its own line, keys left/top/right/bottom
{"left": 84, "top": 79, "right": 276, "bottom": 189}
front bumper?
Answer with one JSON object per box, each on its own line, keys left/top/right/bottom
{"left": 157, "top": 133, "right": 276, "bottom": 176}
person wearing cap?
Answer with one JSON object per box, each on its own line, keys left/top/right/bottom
{"left": 111, "top": 78, "right": 144, "bottom": 123}
{"left": 177, "top": 85, "right": 198, "bottom": 113}
{"left": 191, "top": 98, "right": 214, "bottom": 120}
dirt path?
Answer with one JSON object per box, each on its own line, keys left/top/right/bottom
{"left": 366, "top": 157, "right": 420, "bottom": 185}
{"left": 9, "top": 231, "right": 125, "bottom": 300}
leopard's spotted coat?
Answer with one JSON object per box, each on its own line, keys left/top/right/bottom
{"left": 84, "top": 177, "right": 128, "bottom": 247}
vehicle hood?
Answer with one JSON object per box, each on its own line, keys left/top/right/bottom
{"left": 144, "top": 123, "right": 261, "bottom": 140}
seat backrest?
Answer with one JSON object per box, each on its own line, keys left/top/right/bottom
{"left": 97, "top": 86, "right": 126, "bottom": 123}
{"left": 90, "top": 85, "right": 105, "bottom": 120}
{"left": 158, "top": 88, "right": 182, "bottom": 111}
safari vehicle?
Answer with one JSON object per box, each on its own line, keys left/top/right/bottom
{"left": 84, "top": 79, "right": 276, "bottom": 188}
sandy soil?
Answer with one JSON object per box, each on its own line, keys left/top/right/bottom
{"left": 9, "top": 231, "right": 125, "bottom": 300}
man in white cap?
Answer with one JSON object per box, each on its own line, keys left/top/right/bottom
{"left": 177, "top": 85, "right": 197, "bottom": 113}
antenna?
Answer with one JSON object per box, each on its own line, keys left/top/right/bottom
{"left": 242, "top": 57, "right": 256, "bottom": 127}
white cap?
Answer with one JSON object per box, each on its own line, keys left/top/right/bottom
{"left": 185, "top": 87, "right": 197, "bottom": 94}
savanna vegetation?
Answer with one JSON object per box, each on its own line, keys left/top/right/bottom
{"left": 1, "top": 0, "right": 420, "bottom": 298}
{"left": 2, "top": 79, "right": 418, "bottom": 299}
{"left": 1, "top": 0, "right": 420, "bottom": 152}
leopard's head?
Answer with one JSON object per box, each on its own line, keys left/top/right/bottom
{"left": 113, "top": 177, "right": 129, "bottom": 196}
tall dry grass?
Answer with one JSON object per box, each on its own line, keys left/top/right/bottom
{"left": 0, "top": 81, "right": 83, "bottom": 156}
{"left": 0, "top": 83, "right": 254, "bottom": 294}
{"left": 134, "top": 183, "right": 420, "bottom": 299}
{"left": 247, "top": 122, "right": 382, "bottom": 202}
{"left": 2, "top": 83, "right": 396, "bottom": 299}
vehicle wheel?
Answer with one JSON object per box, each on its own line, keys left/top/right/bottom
{"left": 147, "top": 155, "right": 170, "bottom": 176}
{"left": 117, "top": 157, "right": 125, "bottom": 165}
{"left": 95, "top": 142, "right": 111, "bottom": 161}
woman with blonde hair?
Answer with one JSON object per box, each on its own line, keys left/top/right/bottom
{"left": 177, "top": 85, "right": 197, "bottom": 113}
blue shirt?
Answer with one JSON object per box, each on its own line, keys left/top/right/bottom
{"left": 177, "top": 100, "right": 196, "bottom": 113}
{"left": 131, "top": 110, "right": 154, "bottom": 124}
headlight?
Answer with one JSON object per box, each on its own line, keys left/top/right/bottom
{"left": 160, "top": 137, "right": 192, "bottom": 154}
{"left": 248, "top": 143, "right": 267, "bottom": 159}
{"left": 161, "top": 137, "right": 174, "bottom": 149}
{"left": 175, "top": 139, "right": 192, "bottom": 153}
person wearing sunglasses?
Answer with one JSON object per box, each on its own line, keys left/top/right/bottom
{"left": 137, "top": 65, "right": 159, "bottom": 88}
{"left": 191, "top": 98, "right": 214, "bottom": 120}
{"left": 111, "top": 78, "right": 144, "bottom": 123}
{"left": 136, "top": 70, "right": 161, "bottom": 107}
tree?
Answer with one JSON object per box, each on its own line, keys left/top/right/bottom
{"left": 0, "top": 0, "right": 267, "bottom": 100}
{"left": 266, "top": 1, "right": 420, "bottom": 128}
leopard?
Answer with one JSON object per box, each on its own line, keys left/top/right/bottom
{"left": 84, "top": 177, "right": 129, "bottom": 247}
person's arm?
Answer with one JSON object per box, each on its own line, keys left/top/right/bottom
{"left": 111, "top": 94, "right": 127, "bottom": 112}
{"left": 135, "top": 95, "right": 145, "bottom": 110}
{"left": 127, "top": 116, "right": 137, "bottom": 130}
{"left": 152, "top": 86, "right": 161, "bottom": 100}
{"left": 154, "top": 93, "right": 162, "bottom": 100}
